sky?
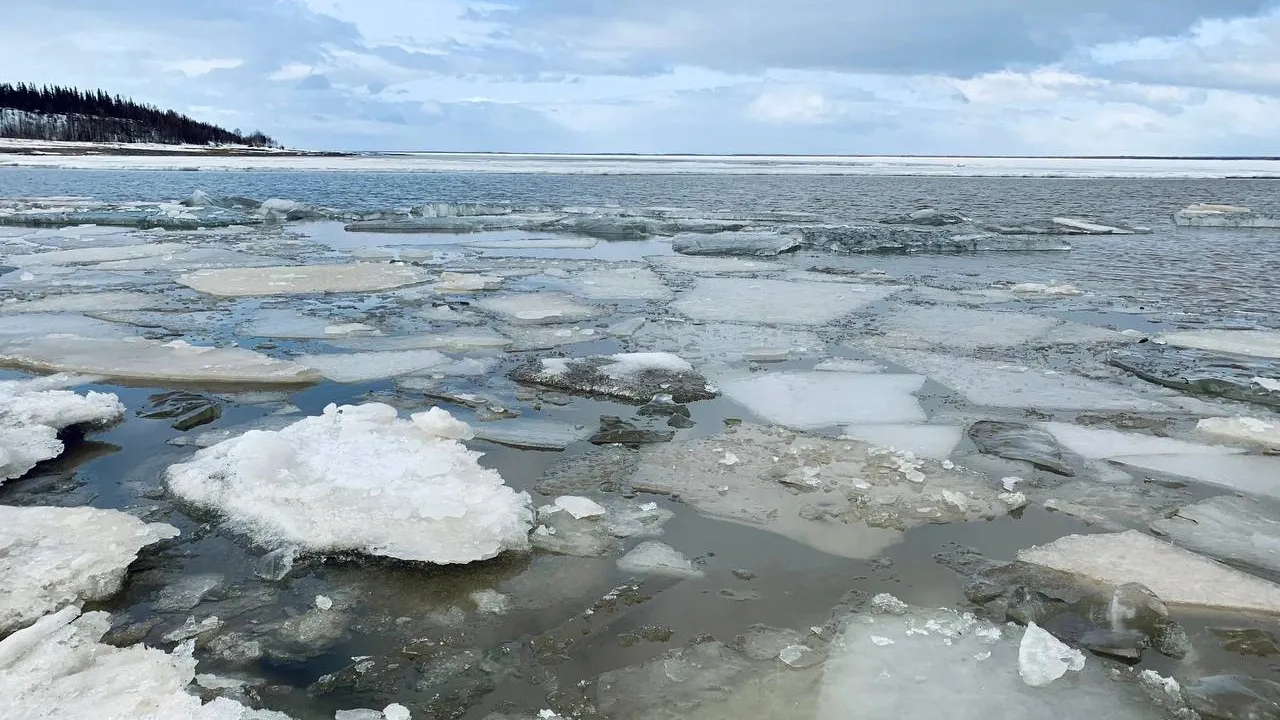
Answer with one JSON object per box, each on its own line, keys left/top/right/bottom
{"left": 3, "top": 0, "right": 1279, "bottom": 154}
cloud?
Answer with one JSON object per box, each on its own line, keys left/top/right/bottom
{"left": 2, "top": 0, "right": 1280, "bottom": 153}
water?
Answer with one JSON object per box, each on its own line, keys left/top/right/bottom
{"left": 1, "top": 166, "right": 1279, "bottom": 720}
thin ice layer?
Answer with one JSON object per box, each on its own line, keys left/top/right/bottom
{"left": 1017, "top": 530, "right": 1280, "bottom": 613}
{"left": 0, "top": 375, "right": 125, "bottom": 480}
{"left": 671, "top": 277, "right": 898, "bottom": 326}
{"left": 475, "top": 292, "right": 603, "bottom": 325}
{"left": 1039, "top": 422, "right": 1241, "bottom": 459}
{"left": 0, "top": 336, "right": 321, "bottom": 384}
{"left": 298, "top": 350, "right": 491, "bottom": 383}
{"left": 0, "top": 606, "right": 292, "bottom": 720}
{"left": 818, "top": 605, "right": 1168, "bottom": 720}
{"left": 178, "top": 264, "right": 432, "bottom": 296}
{"left": 719, "top": 372, "right": 927, "bottom": 430}
{"left": 870, "top": 306, "right": 1119, "bottom": 350}
{"left": 1151, "top": 495, "right": 1280, "bottom": 577}
{"left": 552, "top": 266, "right": 673, "bottom": 301}
{"left": 873, "top": 349, "right": 1170, "bottom": 411}
{"left": 0, "top": 506, "right": 179, "bottom": 633}
{"left": 166, "top": 403, "right": 534, "bottom": 565}
{"left": 1156, "top": 330, "right": 1280, "bottom": 359}
{"left": 1109, "top": 454, "right": 1280, "bottom": 501}
{"left": 472, "top": 419, "right": 594, "bottom": 451}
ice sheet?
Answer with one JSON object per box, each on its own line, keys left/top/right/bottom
{"left": 179, "top": 264, "right": 432, "bottom": 296}
{"left": 719, "top": 372, "right": 927, "bottom": 430}
{"left": 671, "top": 278, "right": 898, "bottom": 326}
{"left": 1040, "top": 422, "right": 1241, "bottom": 459}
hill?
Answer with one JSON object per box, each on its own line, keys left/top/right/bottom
{"left": 0, "top": 83, "right": 278, "bottom": 148}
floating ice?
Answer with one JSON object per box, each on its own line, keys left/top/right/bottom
{"left": 1196, "top": 416, "right": 1280, "bottom": 450}
{"left": 672, "top": 278, "right": 898, "bottom": 326}
{"left": 0, "top": 375, "right": 125, "bottom": 480}
{"left": 553, "top": 496, "right": 608, "bottom": 519}
{"left": 1109, "top": 454, "right": 1280, "bottom": 501}
{"left": 670, "top": 232, "right": 802, "bottom": 257}
{"left": 298, "top": 349, "right": 488, "bottom": 383}
{"left": 1051, "top": 217, "right": 1137, "bottom": 235}
{"left": 552, "top": 266, "right": 672, "bottom": 301}
{"left": 719, "top": 372, "right": 926, "bottom": 430}
{"left": 475, "top": 292, "right": 602, "bottom": 325}
{"left": 0, "top": 506, "right": 178, "bottom": 633}
{"left": 166, "top": 404, "right": 534, "bottom": 565}
{"left": 1018, "top": 530, "right": 1280, "bottom": 613}
{"left": 870, "top": 306, "right": 1118, "bottom": 350}
{"left": 873, "top": 349, "right": 1170, "bottom": 411}
{"left": 1174, "top": 204, "right": 1280, "bottom": 228}
{"left": 0, "top": 606, "right": 292, "bottom": 720}
{"left": 616, "top": 542, "right": 702, "bottom": 578}
{"left": 472, "top": 419, "right": 593, "bottom": 451}
{"left": 4, "top": 242, "right": 190, "bottom": 266}
{"left": 1156, "top": 329, "right": 1280, "bottom": 359}
{"left": 645, "top": 254, "right": 782, "bottom": 275}
{"left": 237, "top": 310, "right": 380, "bottom": 340}
{"left": 819, "top": 605, "right": 1169, "bottom": 720}
{"left": 178, "top": 264, "right": 432, "bottom": 297}
{"left": 329, "top": 330, "right": 512, "bottom": 353}
{"left": 1151, "top": 495, "right": 1280, "bottom": 577}
{"left": 1018, "top": 623, "right": 1086, "bottom": 687}
{"left": 434, "top": 272, "right": 504, "bottom": 292}
{"left": 1009, "top": 282, "right": 1083, "bottom": 297}
{"left": 511, "top": 353, "right": 718, "bottom": 404}
{"left": 840, "top": 424, "right": 963, "bottom": 460}
{"left": 0, "top": 336, "right": 321, "bottom": 384}
{"left": 1039, "top": 422, "right": 1241, "bottom": 459}
{"left": 631, "top": 321, "right": 823, "bottom": 369}
{"left": 0, "top": 312, "right": 132, "bottom": 340}
{"left": 0, "top": 290, "right": 173, "bottom": 314}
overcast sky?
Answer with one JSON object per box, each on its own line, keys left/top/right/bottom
{"left": 4, "top": 0, "right": 1279, "bottom": 154}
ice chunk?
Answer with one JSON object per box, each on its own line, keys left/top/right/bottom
{"left": 1196, "top": 416, "right": 1280, "bottom": 450}
{"left": 1110, "top": 454, "right": 1280, "bottom": 500}
{"left": 840, "top": 424, "right": 962, "bottom": 459}
{"left": 873, "top": 307, "right": 1060, "bottom": 349}
{"left": 1151, "top": 495, "right": 1280, "bottom": 577}
{"left": 0, "top": 606, "right": 292, "bottom": 720}
{"left": 874, "top": 349, "right": 1170, "bottom": 411}
{"left": 1018, "top": 530, "right": 1280, "bottom": 613}
{"left": 0, "top": 336, "right": 321, "bottom": 384}
{"left": 1010, "top": 282, "right": 1083, "bottom": 297}
{"left": 434, "top": 272, "right": 503, "bottom": 292}
{"left": 1174, "top": 204, "right": 1280, "bottom": 227}
{"left": 553, "top": 266, "right": 672, "bottom": 301}
{"left": 719, "top": 372, "right": 926, "bottom": 430}
{"left": 1110, "top": 344, "right": 1280, "bottom": 408}
{"left": 475, "top": 292, "right": 602, "bottom": 325}
{"left": 819, "top": 604, "right": 1169, "bottom": 720}
{"left": 238, "top": 310, "right": 380, "bottom": 340}
{"left": 154, "top": 574, "right": 224, "bottom": 612}
{"left": 472, "top": 419, "right": 593, "bottom": 451}
{"left": 0, "top": 375, "right": 125, "bottom": 480}
{"left": 616, "top": 541, "right": 702, "bottom": 578}
{"left": 672, "top": 278, "right": 897, "bottom": 326}
{"left": 166, "top": 404, "right": 534, "bottom": 565}
{"left": 0, "top": 290, "right": 173, "bottom": 314}
{"left": 1156, "top": 329, "right": 1280, "bottom": 359}
{"left": 298, "top": 349, "right": 485, "bottom": 383}
{"left": 1040, "top": 422, "right": 1241, "bottom": 459}
{"left": 178, "top": 264, "right": 432, "bottom": 297}
{"left": 0, "top": 506, "right": 178, "bottom": 633}
{"left": 554, "top": 496, "right": 608, "bottom": 519}
{"left": 1018, "top": 623, "right": 1086, "bottom": 687}
{"left": 968, "top": 421, "right": 1074, "bottom": 475}
{"left": 1051, "top": 217, "right": 1136, "bottom": 235}
{"left": 4, "top": 242, "right": 191, "bottom": 266}
{"left": 670, "top": 232, "right": 802, "bottom": 257}
{"left": 531, "top": 498, "right": 673, "bottom": 557}
{"left": 511, "top": 353, "right": 718, "bottom": 404}
{"left": 631, "top": 321, "right": 823, "bottom": 369}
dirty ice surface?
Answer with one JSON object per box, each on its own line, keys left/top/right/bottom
{"left": 1, "top": 193, "right": 1279, "bottom": 720}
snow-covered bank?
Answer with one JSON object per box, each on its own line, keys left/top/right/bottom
{"left": 0, "top": 137, "right": 323, "bottom": 157}
{"left": 3, "top": 149, "right": 1280, "bottom": 177}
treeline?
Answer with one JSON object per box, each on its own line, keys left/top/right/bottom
{"left": 0, "top": 83, "right": 278, "bottom": 147}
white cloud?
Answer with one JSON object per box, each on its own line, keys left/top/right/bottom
{"left": 164, "top": 59, "right": 245, "bottom": 77}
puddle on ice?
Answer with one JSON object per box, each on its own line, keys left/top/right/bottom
{"left": 1, "top": 193, "right": 1278, "bottom": 720}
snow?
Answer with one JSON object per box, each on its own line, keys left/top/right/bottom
{"left": 1017, "top": 530, "right": 1280, "bottom": 613}
{"left": 818, "top": 604, "right": 1169, "bottom": 720}
{"left": 671, "top": 277, "right": 898, "bottom": 326}
{"left": 165, "top": 403, "right": 534, "bottom": 565}
{"left": 475, "top": 292, "right": 602, "bottom": 325}
{"left": 0, "top": 506, "right": 179, "bottom": 633}
{"left": 0, "top": 336, "right": 322, "bottom": 384}
{"left": 1039, "top": 422, "right": 1242, "bottom": 459}
{"left": 872, "top": 349, "right": 1171, "bottom": 411}
{"left": 616, "top": 542, "right": 702, "bottom": 578}
{"left": 298, "top": 349, "right": 484, "bottom": 383}
{"left": 719, "top": 372, "right": 927, "bottom": 430}
{"left": 178, "top": 264, "right": 432, "bottom": 297}
{"left": 7, "top": 151, "right": 1280, "bottom": 178}
{"left": 0, "top": 606, "right": 292, "bottom": 720}
{"left": 1156, "top": 329, "right": 1280, "bottom": 359}
{"left": 1151, "top": 495, "right": 1280, "bottom": 576}
{"left": 0, "top": 375, "right": 125, "bottom": 480}
{"left": 1018, "top": 623, "right": 1086, "bottom": 687}
{"left": 1196, "top": 416, "right": 1280, "bottom": 450}
{"left": 840, "top": 424, "right": 963, "bottom": 459}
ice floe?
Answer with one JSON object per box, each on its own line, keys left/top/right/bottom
{"left": 0, "top": 606, "right": 292, "bottom": 720}
{"left": 1108, "top": 454, "right": 1280, "bottom": 500}
{"left": 472, "top": 419, "right": 593, "bottom": 451}
{"left": 0, "top": 506, "right": 177, "bottom": 633}
{"left": 869, "top": 306, "right": 1121, "bottom": 350}
{"left": 475, "top": 292, "right": 603, "bottom": 325}
{"left": 630, "top": 320, "right": 823, "bottom": 368}
{"left": 179, "top": 264, "right": 432, "bottom": 297}
{"left": 166, "top": 403, "right": 534, "bottom": 564}
{"left": 1151, "top": 495, "right": 1280, "bottom": 577}
{"left": 1174, "top": 203, "right": 1280, "bottom": 228}
{"left": 237, "top": 310, "right": 382, "bottom": 339}
{"left": 671, "top": 278, "right": 898, "bottom": 326}
{"left": 0, "top": 336, "right": 321, "bottom": 384}
{"left": 616, "top": 542, "right": 702, "bottom": 578}
{"left": 1195, "top": 416, "right": 1280, "bottom": 450}
{"left": 298, "top": 350, "right": 493, "bottom": 383}
{"left": 510, "top": 353, "right": 718, "bottom": 404}
{"left": 1156, "top": 329, "right": 1280, "bottom": 359}
{"left": 840, "top": 424, "right": 963, "bottom": 460}
{"left": 1017, "top": 530, "right": 1280, "bottom": 613}
{"left": 0, "top": 375, "right": 124, "bottom": 480}
{"left": 719, "top": 372, "right": 926, "bottom": 430}
{"left": 1018, "top": 623, "right": 1086, "bottom": 687}
{"left": 549, "top": 266, "right": 673, "bottom": 301}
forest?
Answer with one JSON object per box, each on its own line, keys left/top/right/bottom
{"left": 0, "top": 82, "right": 278, "bottom": 147}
